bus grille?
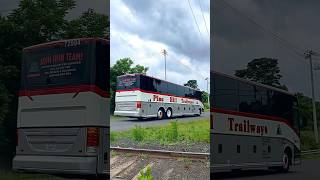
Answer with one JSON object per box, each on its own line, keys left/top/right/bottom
{"left": 116, "top": 102, "right": 137, "bottom": 111}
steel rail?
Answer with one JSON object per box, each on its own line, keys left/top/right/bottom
{"left": 111, "top": 147, "right": 209, "bottom": 160}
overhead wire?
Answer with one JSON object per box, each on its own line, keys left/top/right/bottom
{"left": 198, "top": 0, "right": 210, "bottom": 37}
{"left": 187, "top": 0, "right": 203, "bottom": 41}
{"left": 217, "top": 0, "right": 309, "bottom": 58}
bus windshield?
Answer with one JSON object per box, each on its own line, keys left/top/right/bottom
{"left": 21, "top": 44, "right": 92, "bottom": 90}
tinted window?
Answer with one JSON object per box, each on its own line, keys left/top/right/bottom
{"left": 95, "top": 40, "right": 109, "bottom": 91}
{"left": 154, "top": 79, "right": 167, "bottom": 93}
{"left": 167, "top": 82, "right": 177, "bottom": 95}
{"left": 238, "top": 82, "right": 255, "bottom": 113}
{"left": 117, "top": 75, "right": 139, "bottom": 90}
{"left": 213, "top": 74, "right": 238, "bottom": 110}
{"left": 140, "top": 75, "right": 156, "bottom": 92}
{"left": 21, "top": 44, "right": 92, "bottom": 90}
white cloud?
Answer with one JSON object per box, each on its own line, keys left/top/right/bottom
{"left": 111, "top": 0, "right": 210, "bottom": 91}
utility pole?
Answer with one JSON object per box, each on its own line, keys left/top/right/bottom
{"left": 305, "top": 50, "right": 319, "bottom": 143}
{"left": 205, "top": 77, "right": 209, "bottom": 104}
{"left": 161, "top": 49, "right": 168, "bottom": 80}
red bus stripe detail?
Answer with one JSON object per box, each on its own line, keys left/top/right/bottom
{"left": 116, "top": 88, "right": 200, "bottom": 101}
{"left": 210, "top": 107, "right": 299, "bottom": 135}
{"left": 19, "top": 85, "right": 109, "bottom": 98}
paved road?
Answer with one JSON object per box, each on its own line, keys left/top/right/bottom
{"left": 213, "top": 159, "right": 320, "bottom": 180}
{"left": 110, "top": 112, "right": 210, "bottom": 131}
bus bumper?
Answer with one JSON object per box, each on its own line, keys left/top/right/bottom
{"left": 12, "top": 155, "right": 98, "bottom": 175}
{"left": 114, "top": 110, "right": 142, "bottom": 117}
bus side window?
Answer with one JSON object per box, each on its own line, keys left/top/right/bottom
{"left": 218, "top": 144, "right": 222, "bottom": 153}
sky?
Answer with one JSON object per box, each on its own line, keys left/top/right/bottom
{"left": 211, "top": 0, "right": 320, "bottom": 99}
{"left": 110, "top": 0, "right": 210, "bottom": 92}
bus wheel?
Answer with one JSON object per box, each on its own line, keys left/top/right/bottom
{"left": 166, "top": 108, "right": 172, "bottom": 118}
{"left": 157, "top": 108, "right": 165, "bottom": 119}
{"left": 281, "top": 151, "right": 290, "bottom": 172}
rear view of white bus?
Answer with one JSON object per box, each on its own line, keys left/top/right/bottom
{"left": 12, "top": 38, "right": 110, "bottom": 179}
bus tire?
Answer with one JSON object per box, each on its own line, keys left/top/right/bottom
{"left": 157, "top": 108, "right": 165, "bottom": 120}
{"left": 281, "top": 149, "right": 291, "bottom": 173}
{"left": 166, "top": 108, "right": 173, "bottom": 118}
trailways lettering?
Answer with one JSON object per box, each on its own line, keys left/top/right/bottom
{"left": 228, "top": 117, "right": 268, "bottom": 136}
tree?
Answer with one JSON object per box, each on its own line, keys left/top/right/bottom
{"left": 110, "top": 58, "right": 148, "bottom": 113}
{"left": 235, "top": 58, "right": 287, "bottom": 89}
{"left": 184, "top": 80, "right": 198, "bottom": 89}
{"left": 201, "top": 91, "right": 208, "bottom": 103}
{"left": 0, "top": 0, "right": 109, "bottom": 151}
{"left": 64, "top": 9, "right": 110, "bottom": 39}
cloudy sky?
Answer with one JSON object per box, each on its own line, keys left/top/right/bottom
{"left": 111, "top": 0, "right": 210, "bottom": 92}
{"left": 212, "top": 0, "right": 320, "bottom": 99}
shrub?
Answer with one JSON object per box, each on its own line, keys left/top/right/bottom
{"left": 132, "top": 125, "right": 144, "bottom": 142}
{"left": 137, "top": 165, "right": 153, "bottom": 180}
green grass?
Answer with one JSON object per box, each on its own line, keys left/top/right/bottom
{"left": 111, "top": 119, "right": 209, "bottom": 145}
{"left": 0, "top": 171, "right": 60, "bottom": 180}
{"left": 110, "top": 115, "right": 126, "bottom": 121}
{"left": 301, "top": 130, "right": 320, "bottom": 151}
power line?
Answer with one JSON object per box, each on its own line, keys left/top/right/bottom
{"left": 198, "top": 0, "right": 210, "bottom": 37}
{"left": 187, "top": 0, "right": 203, "bottom": 41}
{"left": 217, "top": 0, "right": 309, "bottom": 58}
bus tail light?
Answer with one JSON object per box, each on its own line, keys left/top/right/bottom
{"left": 136, "top": 101, "right": 142, "bottom": 109}
{"left": 86, "top": 127, "right": 99, "bottom": 153}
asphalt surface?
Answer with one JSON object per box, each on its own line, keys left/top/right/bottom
{"left": 213, "top": 159, "right": 320, "bottom": 180}
{"left": 110, "top": 112, "right": 210, "bottom": 131}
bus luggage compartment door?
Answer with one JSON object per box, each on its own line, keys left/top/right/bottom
{"left": 13, "top": 127, "right": 97, "bottom": 174}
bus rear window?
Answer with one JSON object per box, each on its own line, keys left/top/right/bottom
{"left": 117, "top": 75, "right": 139, "bottom": 90}
{"left": 21, "top": 44, "right": 92, "bottom": 90}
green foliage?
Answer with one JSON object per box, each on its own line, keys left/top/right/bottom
{"left": 0, "top": 0, "right": 109, "bottom": 153}
{"left": 111, "top": 119, "right": 210, "bottom": 145}
{"left": 132, "top": 125, "right": 145, "bottom": 142}
{"left": 167, "top": 120, "right": 178, "bottom": 141}
{"left": 110, "top": 58, "right": 148, "bottom": 113}
{"left": 64, "top": 8, "right": 109, "bottom": 39}
{"left": 203, "top": 102, "right": 210, "bottom": 111}
{"left": 184, "top": 80, "right": 198, "bottom": 89}
{"left": 137, "top": 165, "right": 153, "bottom": 180}
{"left": 235, "top": 58, "right": 287, "bottom": 89}
{"left": 301, "top": 130, "right": 320, "bottom": 150}
{"left": 201, "top": 91, "right": 209, "bottom": 103}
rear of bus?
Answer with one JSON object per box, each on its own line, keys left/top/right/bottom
{"left": 114, "top": 74, "right": 143, "bottom": 118}
{"left": 13, "top": 38, "right": 110, "bottom": 178}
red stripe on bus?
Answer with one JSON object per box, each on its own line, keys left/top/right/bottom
{"left": 210, "top": 107, "right": 299, "bottom": 135}
{"left": 19, "top": 85, "right": 109, "bottom": 98}
{"left": 116, "top": 88, "right": 200, "bottom": 101}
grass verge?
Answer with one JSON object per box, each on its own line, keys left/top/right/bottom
{"left": 301, "top": 130, "right": 320, "bottom": 151}
{"left": 111, "top": 119, "right": 209, "bottom": 145}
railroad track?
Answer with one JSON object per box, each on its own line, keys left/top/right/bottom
{"left": 110, "top": 147, "right": 210, "bottom": 179}
{"left": 301, "top": 149, "right": 320, "bottom": 156}
{"left": 111, "top": 146, "right": 210, "bottom": 160}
